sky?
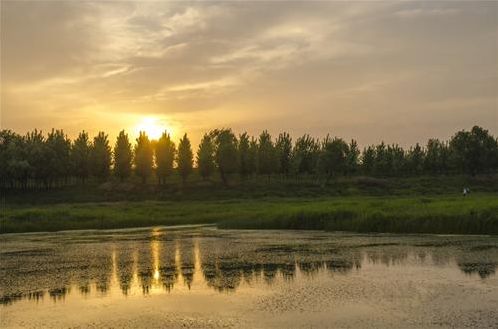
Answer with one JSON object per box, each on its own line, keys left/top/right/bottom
{"left": 1, "top": 1, "right": 497, "bottom": 147}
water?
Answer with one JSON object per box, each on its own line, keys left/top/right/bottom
{"left": 1, "top": 226, "right": 497, "bottom": 328}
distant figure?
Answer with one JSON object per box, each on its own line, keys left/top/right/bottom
{"left": 463, "top": 187, "right": 470, "bottom": 197}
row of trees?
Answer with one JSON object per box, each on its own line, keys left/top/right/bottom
{"left": 1, "top": 126, "right": 497, "bottom": 189}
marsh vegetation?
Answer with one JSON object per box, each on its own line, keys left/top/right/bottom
{"left": 2, "top": 194, "right": 498, "bottom": 234}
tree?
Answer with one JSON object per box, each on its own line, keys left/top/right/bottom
{"left": 0, "top": 130, "right": 16, "bottom": 188}
{"left": 345, "top": 139, "right": 360, "bottom": 176}
{"left": 275, "top": 132, "right": 292, "bottom": 176}
{"left": 177, "top": 133, "right": 193, "bottom": 185}
{"left": 90, "top": 132, "right": 112, "bottom": 180}
{"left": 155, "top": 132, "right": 176, "bottom": 184}
{"left": 425, "top": 139, "right": 450, "bottom": 175}
{"left": 292, "top": 134, "right": 320, "bottom": 175}
{"left": 1, "top": 131, "right": 29, "bottom": 189}
{"left": 406, "top": 143, "right": 424, "bottom": 176}
{"left": 211, "top": 129, "right": 238, "bottom": 185}
{"left": 450, "top": 126, "right": 498, "bottom": 175}
{"left": 134, "top": 132, "right": 153, "bottom": 183}
{"left": 389, "top": 144, "right": 406, "bottom": 176}
{"left": 247, "top": 137, "right": 258, "bottom": 176}
{"left": 361, "top": 146, "right": 375, "bottom": 176}
{"left": 25, "top": 130, "right": 52, "bottom": 188}
{"left": 197, "top": 134, "right": 215, "bottom": 180}
{"left": 373, "top": 142, "right": 389, "bottom": 176}
{"left": 71, "top": 131, "right": 90, "bottom": 183}
{"left": 439, "top": 141, "right": 451, "bottom": 174}
{"left": 113, "top": 130, "right": 133, "bottom": 181}
{"left": 318, "top": 137, "right": 348, "bottom": 180}
{"left": 46, "top": 129, "right": 71, "bottom": 186}
{"left": 238, "top": 133, "right": 251, "bottom": 179}
{"left": 257, "top": 130, "right": 277, "bottom": 177}
{"left": 373, "top": 143, "right": 406, "bottom": 177}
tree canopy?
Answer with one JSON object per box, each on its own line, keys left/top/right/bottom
{"left": 134, "top": 132, "right": 153, "bottom": 183}
{"left": 211, "top": 129, "right": 239, "bottom": 185}
{"left": 177, "top": 133, "right": 193, "bottom": 184}
{"left": 114, "top": 130, "right": 133, "bottom": 181}
{"left": 155, "top": 132, "right": 176, "bottom": 185}
{"left": 1, "top": 125, "right": 496, "bottom": 190}
{"left": 90, "top": 132, "right": 111, "bottom": 180}
{"left": 197, "top": 134, "right": 215, "bottom": 181}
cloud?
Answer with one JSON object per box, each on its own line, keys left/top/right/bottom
{"left": 210, "top": 44, "right": 301, "bottom": 65}
{"left": 1, "top": 1, "right": 497, "bottom": 147}
{"left": 1, "top": 1, "right": 103, "bottom": 83}
{"left": 395, "top": 8, "right": 461, "bottom": 18}
{"left": 164, "top": 77, "right": 240, "bottom": 93}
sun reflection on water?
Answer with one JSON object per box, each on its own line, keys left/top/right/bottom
{"left": 0, "top": 229, "right": 496, "bottom": 308}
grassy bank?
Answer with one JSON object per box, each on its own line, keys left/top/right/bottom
{"left": 1, "top": 194, "right": 497, "bottom": 234}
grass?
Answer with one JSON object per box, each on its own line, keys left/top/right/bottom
{"left": 1, "top": 194, "right": 497, "bottom": 234}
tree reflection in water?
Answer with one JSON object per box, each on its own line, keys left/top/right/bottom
{"left": 0, "top": 229, "right": 496, "bottom": 306}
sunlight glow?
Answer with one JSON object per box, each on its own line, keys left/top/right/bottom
{"left": 135, "top": 117, "right": 170, "bottom": 140}
{"left": 151, "top": 228, "right": 161, "bottom": 284}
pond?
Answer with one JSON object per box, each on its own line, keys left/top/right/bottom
{"left": 1, "top": 226, "right": 497, "bottom": 328}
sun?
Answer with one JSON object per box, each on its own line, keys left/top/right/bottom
{"left": 134, "top": 117, "right": 170, "bottom": 140}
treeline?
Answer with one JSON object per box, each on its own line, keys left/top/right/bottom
{"left": 0, "top": 126, "right": 497, "bottom": 190}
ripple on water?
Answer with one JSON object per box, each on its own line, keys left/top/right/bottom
{"left": 1, "top": 228, "right": 497, "bottom": 329}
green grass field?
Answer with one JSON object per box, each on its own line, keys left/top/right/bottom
{"left": 1, "top": 194, "right": 497, "bottom": 234}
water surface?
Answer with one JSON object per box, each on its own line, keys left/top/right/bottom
{"left": 1, "top": 227, "right": 497, "bottom": 328}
